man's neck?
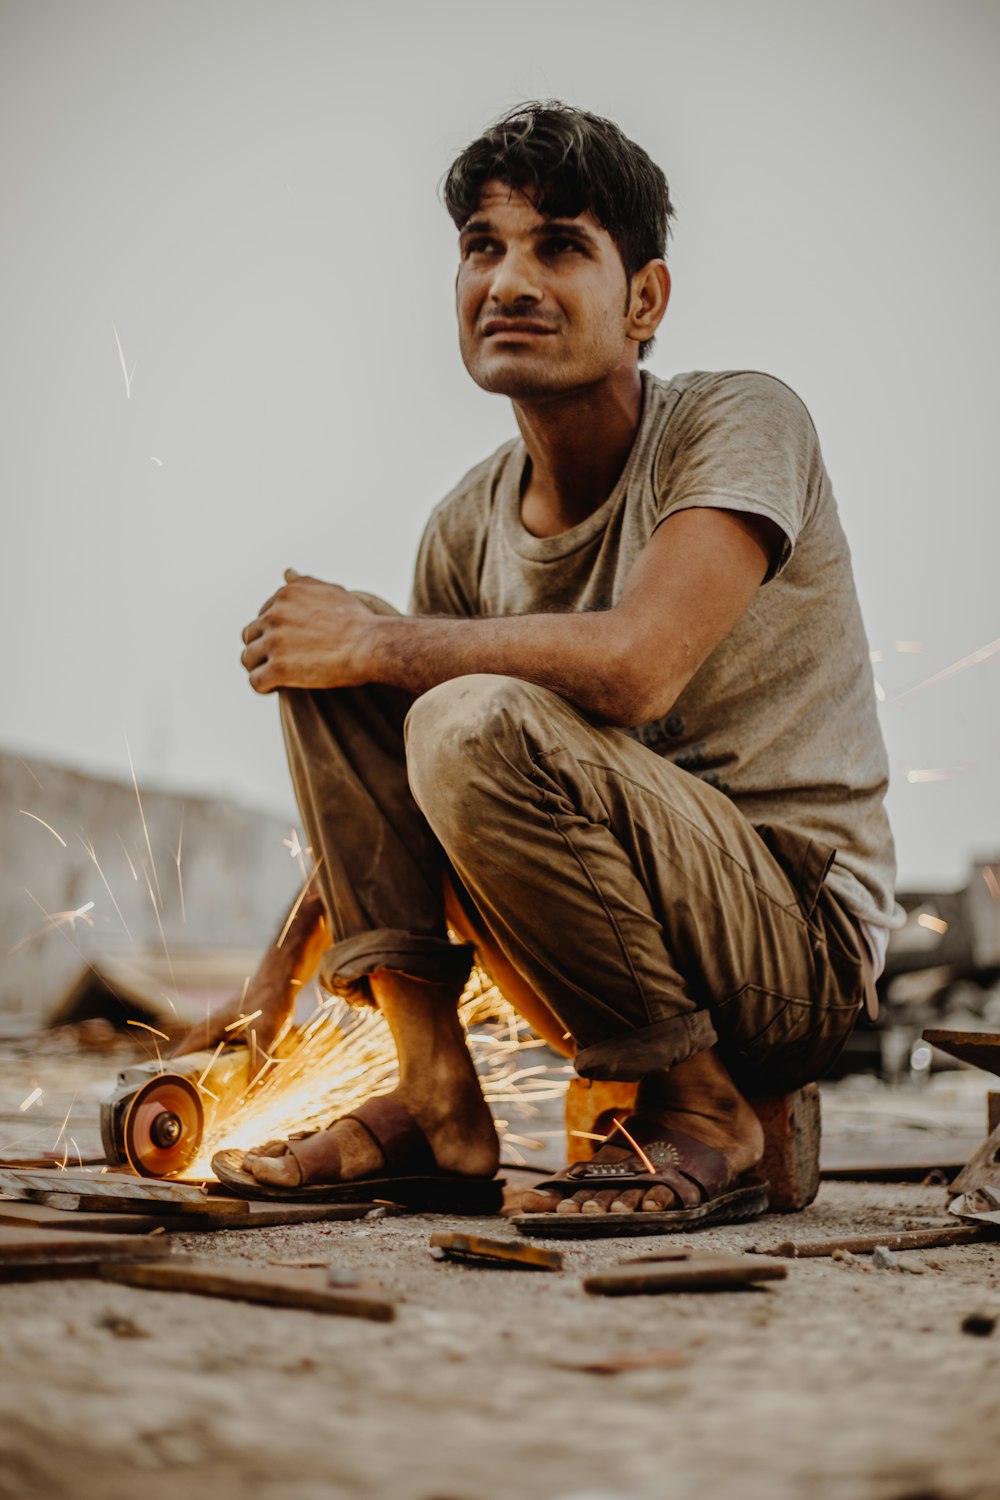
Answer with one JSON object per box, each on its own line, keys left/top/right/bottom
{"left": 513, "top": 366, "right": 644, "bottom": 538}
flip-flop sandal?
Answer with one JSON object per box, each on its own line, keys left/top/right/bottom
{"left": 211, "top": 1095, "right": 504, "bottom": 1215}
{"left": 511, "top": 1121, "right": 769, "bottom": 1238}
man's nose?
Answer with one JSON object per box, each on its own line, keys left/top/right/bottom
{"left": 488, "top": 247, "right": 542, "bottom": 306}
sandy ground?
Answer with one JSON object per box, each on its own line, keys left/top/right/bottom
{"left": 1, "top": 1039, "right": 999, "bottom": 1500}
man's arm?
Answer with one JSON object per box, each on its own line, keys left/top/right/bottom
{"left": 241, "top": 507, "right": 783, "bottom": 726}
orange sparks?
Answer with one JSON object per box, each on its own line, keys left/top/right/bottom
{"left": 125, "top": 735, "right": 161, "bottom": 905}
{"left": 78, "top": 832, "right": 133, "bottom": 941}
{"left": 918, "top": 914, "right": 949, "bottom": 935}
{"left": 276, "top": 860, "right": 324, "bottom": 948}
{"left": 224, "top": 1009, "right": 263, "bottom": 1033}
{"left": 19, "top": 1088, "right": 43, "bottom": 1112}
{"left": 127, "top": 1020, "right": 171, "bottom": 1041}
{"left": 196, "top": 1042, "right": 228, "bottom": 1089}
{"left": 175, "top": 812, "right": 186, "bottom": 925}
{"left": 608, "top": 1117, "right": 656, "bottom": 1173}
{"left": 112, "top": 322, "right": 135, "bottom": 399}
{"left": 19, "top": 810, "right": 67, "bottom": 847}
{"left": 892, "top": 637, "right": 1000, "bottom": 705}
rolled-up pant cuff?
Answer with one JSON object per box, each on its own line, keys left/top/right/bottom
{"left": 318, "top": 930, "right": 476, "bottom": 1006}
{"left": 574, "top": 1010, "right": 718, "bottom": 1082}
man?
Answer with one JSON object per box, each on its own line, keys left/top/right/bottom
{"left": 198, "top": 102, "right": 898, "bottom": 1229}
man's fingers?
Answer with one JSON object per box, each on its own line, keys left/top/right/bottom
{"left": 242, "top": 618, "right": 264, "bottom": 647}
{"left": 241, "top": 639, "right": 268, "bottom": 672}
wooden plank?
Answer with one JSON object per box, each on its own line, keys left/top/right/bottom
{"left": 0, "top": 1201, "right": 166, "bottom": 1235}
{"left": 0, "top": 1225, "right": 171, "bottom": 1278}
{"left": 923, "top": 1028, "right": 1000, "bottom": 1078}
{"left": 0, "top": 1168, "right": 212, "bottom": 1205}
{"left": 820, "top": 1135, "right": 983, "bottom": 1180}
{"left": 0, "top": 1197, "right": 374, "bottom": 1233}
{"left": 34, "top": 1191, "right": 249, "bottom": 1217}
{"left": 584, "top": 1253, "right": 787, "bottom": 1296}
{"left": 756, "top": 1225, "right": 987, "bottom": 1258}
{"left": 99, "top": 1256, "right": 395, "bottom": 1321}
{"left": 429, "top": 1231, "right": 563, "bottom": 1271}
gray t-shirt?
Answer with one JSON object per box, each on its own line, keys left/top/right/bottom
{"left": 411, "top": 369, "right": 900, "bottom": 957}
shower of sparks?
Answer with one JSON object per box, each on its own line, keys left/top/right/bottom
{"left": 983, "top": 867, "right": 1000, "bottom": 902}
{"left": 12, "top": 893, "right": 96, "bottom": 955}
{"left": 112, "top": 323, "right": 136, "bottom": 399}
{"left": 894, "top": 640, "right": 926, "bottom": 654}
{"left": 19, "top": 1088, "right": 43, "bottom": 1113}
{"left": 116, "top": 835, "right": 139, "bottom": 881}
{"left": 151, "top": 456, "right": 163, "bottom": 467}
{"left": 78, "top": 832, "right": 133, "bottom": 941}
{"left": 276, "top": 860, "right": 323, "bottom": 948}
{"left": 607, "top": 1117, "right": 655, "bottom": 1173}
{"left": 892, "top": 637, "right": 1000, "bottom": 706}
{"left": 905, "top": 765, "right": 974, "bottom": 784}
{"left": 68, "top": 1137, "right": 84, "bottom": 1169}
{"left": 126, "top": 1019, "right": 170, "bottom": 1042}
{"left": 19, "top": 810, "right": 67, "bottom": 847}
{"left": 52, "top": 1093, "right": 78, "bottom": 1154}
{"left": 125, "top": 736, "right": 162, "bottom": 906}
{"left": 282, "top": 829, "right": 311, "bottom": 884}
{"left": 224, "top": 1009, "right": 263, "bottom": 1033}
{"left": 196, "top": 1042, "right": 228, "bottom": 1089}
{"left": 569, "top": 1130, "right": 609, "bottom": 1142}
{"left": 918, "top": 914, "right": 949, "bottom": 935}
{"left": 140, "top": 856, "right": 177, "bottom": 995}
{"left": 175, "top": 813, "right": 186, "bottom": 925}
{"left": 19, "top": 760, "right": 44, "bottom": 790}
{"left": 184, "top": 968, "right": 568, "bottom": 1181}
{"left": 873, "top": 680, "right": 886, "bottom": 703}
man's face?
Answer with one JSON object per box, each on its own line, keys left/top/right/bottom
{"left": 456, "top": 181, "right": 635, "bottom": 399}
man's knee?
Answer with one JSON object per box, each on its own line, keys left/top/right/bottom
{"left": 405, "top": 673, "right": 552, "bottom": 838}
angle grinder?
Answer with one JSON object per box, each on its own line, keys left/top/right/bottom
{"left": 100, "top": 1046, "right": 250, "bottom": 1178}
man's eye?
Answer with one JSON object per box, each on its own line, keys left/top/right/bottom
{"left": 544, "top": 238, "right": 582, "bottom": 255}
{"left": 463, "top": 238, "right": 500, "bottom": 257}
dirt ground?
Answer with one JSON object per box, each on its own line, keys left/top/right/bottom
{"left": 1, "top": 1039, "right": 999, "bottom": 1500}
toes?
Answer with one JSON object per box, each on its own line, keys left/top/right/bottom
{"left": 610, "top": 1188, "right": 645, "bottom": 1214}
{"left": 243, "top": 1149, "right": 302, "bottom": 1187}
{"left": 641, "top": 1185, "right": 679, "bottom": 1212}
{"left": 519, "top": 1188, "right": 564, "bottom": 1214}
{"left": 580, "top": 1190, "right": 619, "bottom": 1216}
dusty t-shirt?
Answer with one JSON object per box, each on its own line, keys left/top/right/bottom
{"left": 410, "top": 369, "right": 900, "bottom": 962}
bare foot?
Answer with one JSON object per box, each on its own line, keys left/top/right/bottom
{"left": 518, "top": 1047, "right": 764, "bottom": 1216}
{"left": 242, "top": 971, "right": 502, "bottom": 1190}
{"left": 242, "top": 1079, "right": 500, "bottom": 1188}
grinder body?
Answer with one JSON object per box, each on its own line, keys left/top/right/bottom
{"left": 101, "top": 1047, "right": 250, "bottom": 1177}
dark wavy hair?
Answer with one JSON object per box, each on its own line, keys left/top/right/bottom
{"left": 443, "top": 101, "right": 675, "bottom": 359}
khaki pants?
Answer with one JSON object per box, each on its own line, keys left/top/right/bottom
{"left": 280, "top": 605, "right": 866, "bottom": 1095}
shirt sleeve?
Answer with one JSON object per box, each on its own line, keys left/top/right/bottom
{"left": 654, "top": 372, "right": 822, "bottom": 581}
{"left": 409, "top": 508, "right": 477, "bottom": 618}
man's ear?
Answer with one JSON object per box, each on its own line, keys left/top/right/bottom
{"left": 626, "top": 260, "right": 671, "bottom": 347}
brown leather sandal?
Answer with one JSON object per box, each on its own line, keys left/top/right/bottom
{"left": 211, "top": 1095, "right": 504, "bottom": 1214}
{"left": 511, "top": 1121, "right": 768, "bottom": 1238}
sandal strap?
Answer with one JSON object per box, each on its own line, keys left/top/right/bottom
{"left": 538, "top": 1123, "right": 733, "bottom": 1205}
{"left": 284, "top": 1097, "right": 436, "bottom": 1185}
{"left": 345, "top": 1096, "right": 437, "bottom": 1176}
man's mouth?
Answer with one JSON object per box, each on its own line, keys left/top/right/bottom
{"left": 481, "top": 319, "right": 558, "bottom": 338}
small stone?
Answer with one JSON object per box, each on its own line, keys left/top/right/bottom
{"left": 872, "top": 1245, "right": 901, "bottom": 1271}
{"left": 961, "top": 1312, "right": 996, "bottom": 1337}
{"left": 326, "top": 1267, "right": 362, "bottom": 1288}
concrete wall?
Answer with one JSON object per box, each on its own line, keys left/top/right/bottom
{"left": 2, "top": 751, "right": 301, "bottom": 1026}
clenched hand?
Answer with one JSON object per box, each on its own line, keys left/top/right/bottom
{"left": 241, "top": 570, "right": 376, "bottom": 693}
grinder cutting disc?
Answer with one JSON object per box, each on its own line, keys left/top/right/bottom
{"left": 123, "top": 1075, "right": 204, "bottom": 1178}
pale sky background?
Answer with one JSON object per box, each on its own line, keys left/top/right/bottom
{"left": 2, "top": 0, "right": 997, "bottom": 889}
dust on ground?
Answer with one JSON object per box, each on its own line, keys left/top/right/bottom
{"left": 1, "top": 1035, "right": 998, "bottom": 1500}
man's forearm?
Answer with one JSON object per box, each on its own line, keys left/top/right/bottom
{"left": 364, "top": 608, "right": 678, "bottom": 726}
